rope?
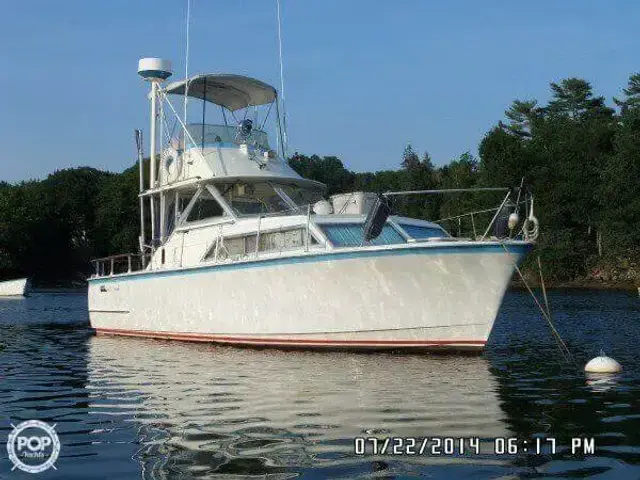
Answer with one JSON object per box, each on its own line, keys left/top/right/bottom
{"left": 500, "top": 243, "right": 575, "bottom": 364}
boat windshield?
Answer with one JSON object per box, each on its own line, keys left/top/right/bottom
{"left": 180, "top": 124, "right": 270, "bottom": 150}
{"left": 218, "top": 181, "right": 324, "bottom": 217}
{"left": 275, "top": 183, "right": 325, "bottom": 208}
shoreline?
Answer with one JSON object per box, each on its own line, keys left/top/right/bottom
{"left": 30, "top": 282, "right": 638, "bottom": 294}
{"left": 30, "top": 287, "right": 87, "bottom": 294}
{"left": 509, "top": 279, "right": 639, "bottom": 292}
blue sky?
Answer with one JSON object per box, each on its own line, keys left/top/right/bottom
{"left": 1, "top": 1, "right": 638, "bottom": 182}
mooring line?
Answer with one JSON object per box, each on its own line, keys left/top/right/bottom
{"left": 537, "top": 256, "right": 552, "bottom": 321}
{"left": 500, "top": 243, "right": 575, "bottom": 364}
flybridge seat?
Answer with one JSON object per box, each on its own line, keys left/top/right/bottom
{"left": 179, "top": 124, "right": 270, "bottom": 151}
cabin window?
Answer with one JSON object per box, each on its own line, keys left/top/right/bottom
{"left": 398, "top": 224, "right": 448, "bottom": 240}
{"left": 320, "top": 223, "right": 405, "bottom": 247}
{"left": 213, "top": 182, "right": 324, "bottom": 217}
{"left": 223, "top": 237, "right": 247, "bottom": 257}
{"left": 253, "top": 228, "right": 313, "bottom": 252}
{"left": 275, "top": 183, "right": 325, "bottom": 208}
{"left": 217, "top": 182, "right": 290, "bottom": 216}
{"left": 186, "top": 189, "right": 224, "bottom": 222}
{"left": 206, "top": 228, "right": 316, "bottom": 261}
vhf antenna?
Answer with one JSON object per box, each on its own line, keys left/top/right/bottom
{"left": 276, "top": 0, "right": 288, "bottom": 157}
{"left": 183, "top": 0, "right": 192, "bottom": 132}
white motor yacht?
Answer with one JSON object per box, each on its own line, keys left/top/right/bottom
{"left": 88, "top": 58, "right": 538, "bottom": 352}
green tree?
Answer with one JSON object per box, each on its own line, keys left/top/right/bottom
{"left": 545, "top": 78, "right": 613, "bottom": 120}
{"left": 613, "top": 72, "right": 640, "bottom": 113}
{"left": 396, "top": 145, "right": 439, "bottom": 219}
{"left": 478, "top": 126, "right": 530, "bottom": 187}
{"left": 599, "top": 74, "right": 640, "bottom": 256}
{"left": 503, "top": 99, "right": 539, "bottom": 138}
{"left": 288, "top": 153, "right": 355, "bottom": 196}
{"left": 480, "top": 77, "right": 617, "bottom": 279}
{"left": 94, "top": 164, "right": 141, "bottom": 256}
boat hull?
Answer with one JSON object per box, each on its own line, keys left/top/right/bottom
{"left": 0, "top": 277, "right": 30, "bottom": 297}
{"left": 88, "top": 242, "right": 532, "bottom": 352}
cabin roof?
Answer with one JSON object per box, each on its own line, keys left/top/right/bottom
{"left": 163, "top": 74, "right": 277, "bottom": 111}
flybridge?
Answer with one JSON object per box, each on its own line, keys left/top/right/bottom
{"left": 137, "top": 58, "right": 296, "bottom": 181}
{"left": 135, "top": 57, "right": 324, "bottom": 252}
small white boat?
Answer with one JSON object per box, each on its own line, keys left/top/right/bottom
{"left": 0, "top": 278, "right": 30, "bottom": 297}
{"left": 88, "top": 58, "right": 539, "bottom": 352}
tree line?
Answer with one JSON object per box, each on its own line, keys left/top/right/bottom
{"left": 1, "top": 74, "right": 639, "bottom": 286}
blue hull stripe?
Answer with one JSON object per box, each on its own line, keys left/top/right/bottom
{"left": 90, "top": 242, "right": 533, "bottom": 284}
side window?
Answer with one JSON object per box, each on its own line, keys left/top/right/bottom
{"left": 205, "top": 228, "right": 317, "bottom": 262}
{"left": 187, "top": 190, "right": 224, "bottom": 222}
{"left": 399, "top": 224, "right": 448, "bottom": 239}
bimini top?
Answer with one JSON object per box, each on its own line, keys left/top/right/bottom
{"left": 163, "top": 74, "right": 277, "bottom": 111}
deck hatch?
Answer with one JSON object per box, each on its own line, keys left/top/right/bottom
{"left": 398, "top": 224, "right": 448, "bottom": 240}
{"left": 320, "top": 223, "right": 405, "bottom": 247}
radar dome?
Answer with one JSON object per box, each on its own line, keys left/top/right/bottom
{"left": 138, "top": 58, "right": 172, "bottom": 82}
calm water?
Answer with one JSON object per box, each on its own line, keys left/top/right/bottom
{"left": 1, "top": 291, "right": 639, "bottom": 479}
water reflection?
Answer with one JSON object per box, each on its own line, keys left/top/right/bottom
{"left": 86, "top": 337, "right": 508, "bottom": 477}
{"left": 0, "top": 292, "right": 88, "bottom": 326}
{"left": 585, "top": 373, "right": 622, "bottom": 393}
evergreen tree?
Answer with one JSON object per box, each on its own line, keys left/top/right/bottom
{"left": 503, "top": 99, "right": 539, "bottom": 138}
{"left": 614, "top": 73, "right": 640, "bottom": 113}
{"left": 545, "top": 78, "right": 613, "bottom": 119}
{"left": 599, "top": 74, "right": 640, "bottom": 256}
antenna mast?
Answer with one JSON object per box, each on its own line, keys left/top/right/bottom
{"left": 137, "top": 58, "right": 173, "bottom": 254}
{"left": 183, "top": 0, "right": 191, "bottom": 131}
{"left": 135, "top": 129, "right": 146, "bottom": 267}
{"left": 276, "top": 0, "right": 288, "bottom": 157}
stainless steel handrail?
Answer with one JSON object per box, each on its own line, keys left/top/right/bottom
{"left": 92, "top": 252, "right": 151, "bottom": 278}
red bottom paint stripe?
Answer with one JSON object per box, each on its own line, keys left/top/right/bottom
{"left": 93, "top": 327, "right": 486, "bottom": 347}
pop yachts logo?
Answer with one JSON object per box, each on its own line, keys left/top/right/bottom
{"left": 7, "top": 420, "right": 60, "bottom": 473}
